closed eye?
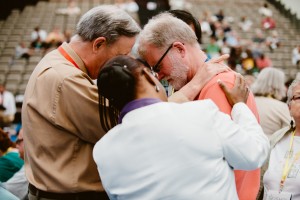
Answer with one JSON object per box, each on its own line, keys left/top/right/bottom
{"left": 292, "top": 96, "right": 300, "bottom": 101}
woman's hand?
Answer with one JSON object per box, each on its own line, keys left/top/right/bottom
{"left": 218, "top": 73, "right": 250, "bottom": 106}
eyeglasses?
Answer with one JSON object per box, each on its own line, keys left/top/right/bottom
{"left": 16, "top": 138, "right": 23, "bottom": 144}
{"left": 152, "top": 44, "right": 173, "bottom": 73}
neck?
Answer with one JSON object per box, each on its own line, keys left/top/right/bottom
{"left": 135, "top": 80, "right": 167, "bottom": 102}
{"left": 136, "top": 90, "right": 164, "bottom": 101}
{"left": 4, "top": 147, "right": 16, "bottom": 155}
{"left": 69, "top": 35, "right": 91, "bottom": 67}
{"left": 188, "top": 48, "right": 207, "bottom": 81}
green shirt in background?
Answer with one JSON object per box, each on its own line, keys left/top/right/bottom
{"left": 0, "top": 152, "right": 24, "bottom": 182}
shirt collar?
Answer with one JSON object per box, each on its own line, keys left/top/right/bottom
{"left": 60, "top": 42, "right": 88, "bottom": 75}
{"left": 118, "top": 98, "right": 162, "bottom": 123}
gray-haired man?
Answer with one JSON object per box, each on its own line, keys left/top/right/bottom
{"left": 22, "top": 5, "right": 140, "bottom": 200}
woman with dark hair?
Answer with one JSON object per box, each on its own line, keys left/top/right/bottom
{"left": 0, "top": 128, "right": 24, "bottom": 182}
{"left": 168, "top": 9, "right": 202, "bottom": 44}
{"left": 93, "top": 55, "right": 269, "bottom": 199}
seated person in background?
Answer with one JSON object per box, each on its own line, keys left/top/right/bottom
{"left": 261, "top": 79, "right": 300, "bottom": 199}
{"left": 15, "top": 42, "right": 32, "bottom": 63}
{"left": 251, "top": 67, "right": 290, "bottom": 138}
{"left": 238, "top": 16, "right": 252, "bottom": 32}
{"left": 206, "top": 35, "right": 220, "bottom": 58}
{"left": 225, "top": 31, "right": 240, "bottom": 48}
{"left": 251, "top": 29, "right": 266, "bottom": 58}
{"left": 56, "top": 0, "right": 81, "bottom": 15}
{"left": 199, "top": 10, "right": 212, "bottom": 35}
{"left": 262, "top": 16, "right": 276, "bottom": 30}
{"left": 30, "top": 26, "right": 47, "bottom": 49}
{"left": 0, "top": 83, "right": 16, "bottom": 128}
{"left": 292, "top": 45, "right": 300, "bottom": 66}
{"left": 115, "top": 0, "right": 139, "bottom": 13}
{"left": 255, "top": 53, "right": 272, "bottom": 70}
{"left": 2, "top": 129, "right": 28, "bottom": 200}
{"left": 258, "top": 3, "right": 273, "bottom": 17}
{"left": 252, "top": 28, "right": 266, "bottom": 44}
{"left": 0, "top": 128, "right": 24, "bottom": 182}
{"left": 93, "top": 55, "right": 270, "bottom": 200}
{"left": 44, "top": 27, "right": 65, "bottom": 50}
{"left": 242, "top": 49, "right": 256, "bottom": 74}
{"left": 215, "top": 9, "right": 224, "bottom": 22}
{"left": 266, "top": 30, "right": 280, "bottom": 52}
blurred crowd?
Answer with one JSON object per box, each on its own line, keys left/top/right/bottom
{"left": 1, "top": 1, "right": 300, "bottom": 200}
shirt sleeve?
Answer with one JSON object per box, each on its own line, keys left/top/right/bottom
{"left": 213, "top": 102, "right": 270, "bottom": 170}
{"left": 53, "top": 73, "right": 105, "bottom": 144}
{"left": 198, "top": 73, "right": 260, "bottom": 121}
{"left": 198, "top": 79, "right": 233, "bottom": 115}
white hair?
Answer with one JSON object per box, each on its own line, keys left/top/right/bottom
{"left": 287, "top": 79, "right": 300, "bottom": 104}
{"left": 76, "top": 5, "right": 140, "bottom": 44}
{"left": 137, "top": 12, "right": 198, "bottom": 57}
{"left": 251, "top": 68, "right": 286, "bottom": 100}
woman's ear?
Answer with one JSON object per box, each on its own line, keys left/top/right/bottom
{"left": 142, "top": 68, "right": 157, "bottom": 86}
{"left": 93, "top": 37, "right": 106, "bottom": 52}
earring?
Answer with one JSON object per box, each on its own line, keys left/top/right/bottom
{"left": 155, "top": 85, "right": 160, "bottom": 92}
{"left": 290, "top": 120, "right": 295, "bottom": 128}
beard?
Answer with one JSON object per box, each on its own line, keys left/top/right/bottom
{"left": 167, "top": 54, "right": 189, "bottom": 91}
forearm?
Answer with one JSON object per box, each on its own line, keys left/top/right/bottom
{"left": 229, "top": 103, "right": 270, "bottom": 169}
{"left": 168, "top": 90, "right": 189, "bottom": 103}
{"left": 175, "top": 79, "right": 205, "bottom": 101}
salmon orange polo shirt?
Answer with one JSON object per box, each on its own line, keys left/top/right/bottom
{"left": 198, "top": 71, "right": 261, "bottom": 200}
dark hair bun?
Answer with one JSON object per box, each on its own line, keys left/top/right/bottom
{"left": 97, "top": 56, "right": 138, "bottom": 110}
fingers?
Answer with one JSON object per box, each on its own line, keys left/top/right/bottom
{"left": 217, "top": 79, "right": 228, "bottom": 94}
{"left": 218, "top": 74, "right": 250, "bottom": 106}
{"left": 235, "top": 73, "right": 250, "bottom": 99}
{"left": 234, "top": 73, "right": 242, "bottom": 87}
{"left": 208, "top": 54, "right": 230, "bottom": 63}
{"left": 240, "top": 75, "right": 246, "bottom": 90}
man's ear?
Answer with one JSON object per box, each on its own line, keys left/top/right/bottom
{"left": 173, "top": 42, "right": 185, "bottom": 58}
{"left": 142, "top": 68, "right": 156, "bottom": 86}
{"left": 93, "top": 37, "right": 106, "bottom": 52}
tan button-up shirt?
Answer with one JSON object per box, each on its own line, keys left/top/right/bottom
{"left": 22, "top": 42, "right": 106, "bottom": 192}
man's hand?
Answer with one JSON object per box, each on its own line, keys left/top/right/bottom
{"left": 196, "top": 54, "right": 231, "bottom": 85}
{"left": 218, "top": 73, "right": 250, "bottom": 106}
